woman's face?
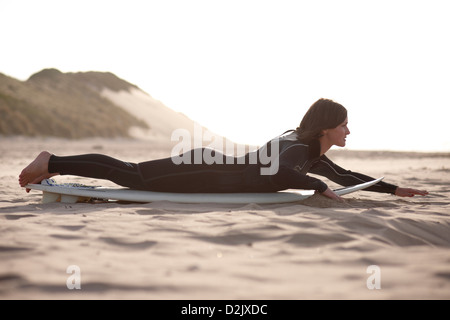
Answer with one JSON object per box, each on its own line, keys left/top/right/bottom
{"left": 323, "top": 117, "right": 350, "bottom": 147}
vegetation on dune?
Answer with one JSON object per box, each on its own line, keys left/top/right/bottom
{"left": 0, "top": 69, "right": 148, "bottom": 139}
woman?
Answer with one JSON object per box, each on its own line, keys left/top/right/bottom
{"left": 19, "top": 98, "right": 428, "bottom": 201}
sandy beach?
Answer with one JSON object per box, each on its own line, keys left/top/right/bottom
{"left": 1, "top": 137, "right": 449, "bottom": 300}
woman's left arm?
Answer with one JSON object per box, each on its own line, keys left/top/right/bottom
{"left": 310, "top": 155, "right": 428, "bottom": 197}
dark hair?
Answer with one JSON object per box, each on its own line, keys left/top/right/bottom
{"left": 295, "top": 98, "right": 347, "bottom": 142}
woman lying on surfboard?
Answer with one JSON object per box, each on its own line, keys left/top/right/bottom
{"left": 19, "top": 98, "right": 428, "bottom": 202}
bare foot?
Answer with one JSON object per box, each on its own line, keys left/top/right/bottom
{"left": 19, "top": 151, "right": 58, "bottom": 192}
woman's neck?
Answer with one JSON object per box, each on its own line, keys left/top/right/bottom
{"left": 319, "top": 137, "right": 332, "bottom": 156}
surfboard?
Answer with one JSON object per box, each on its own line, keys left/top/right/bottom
{"left": 25, "top": 177, "right": 384, "bottom": 204}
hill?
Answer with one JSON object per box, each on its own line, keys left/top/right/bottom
{"left": 0, "top": 69, "right": 200, "bottom": 141}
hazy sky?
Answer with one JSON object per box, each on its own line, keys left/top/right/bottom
{"left": 2, "top": 0, "right": 449, "bottom": 151}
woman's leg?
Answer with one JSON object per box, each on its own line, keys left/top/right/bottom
{"left": 19, "top": 149, "right": 251, "bottom": 193}
{"left": 19, "top": 152, "right": 146, "bottom": 192}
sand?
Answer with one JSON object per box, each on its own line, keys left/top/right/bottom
{"left": 1, "top": 137, "right": 449, "bottom": 300}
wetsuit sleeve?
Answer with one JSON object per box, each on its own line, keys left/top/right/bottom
{"left": 269, "top": 144, "right": 328, "bottom": 193}
{"left": 309, "top": 155, "right": 398, "bottom": 194}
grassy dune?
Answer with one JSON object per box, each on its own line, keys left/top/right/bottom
{"left": 0, "top": 69, "right": 148, "bottom": 138}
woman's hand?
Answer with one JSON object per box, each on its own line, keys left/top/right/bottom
{"left": 395, "top": 187, "right": 429, "bottom": 197}
{"left": 321, "top": 187, "right": 346, "bottom": 202}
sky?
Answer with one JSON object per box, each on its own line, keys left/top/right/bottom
{"left": 1, "top": 0, "right": 449, "bottom": 151}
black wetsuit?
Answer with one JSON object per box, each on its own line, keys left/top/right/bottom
{"left": 48, "top": 132, "right": 398, "bottom": 194}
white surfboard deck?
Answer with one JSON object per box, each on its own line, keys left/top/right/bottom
{"left": 25, "top": 177, "right": 384, "bottom": 204}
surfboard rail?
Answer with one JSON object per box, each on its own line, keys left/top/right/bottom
{"left": 25, "top": 177, "right": 384, "bottom": 204}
